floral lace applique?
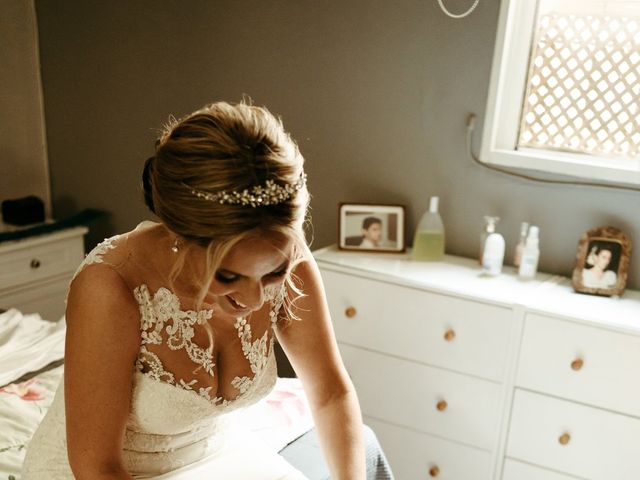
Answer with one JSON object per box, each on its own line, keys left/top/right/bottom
{"left": 134, "top": 285, "right": 215, "bottom": 376}
{"left": 133, "top": 283, "right": 286, "bottom": 407}
{"left": 71, "top": 235, "right": 119, "bottom": 280}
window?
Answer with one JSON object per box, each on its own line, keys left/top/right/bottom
{"left": 481, "top": 0, "right": 640, "bottom": 185}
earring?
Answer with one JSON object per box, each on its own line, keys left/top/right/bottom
{"left": 171, "top": 238, "right": 179, "bottom": 253}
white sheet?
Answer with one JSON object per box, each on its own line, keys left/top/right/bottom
{"left": 0, "top": 309, "right": 65, "bottom": 387}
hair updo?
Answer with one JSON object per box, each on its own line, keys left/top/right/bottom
{"left": 141, "top": 101, "right": 310, "bottom": 316}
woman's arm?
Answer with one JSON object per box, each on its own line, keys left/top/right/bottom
{"left": 276, "top": 249, "right": 366, "bottom": 480}
{"left": 64, "top": 264, "right": 141, "bottom": 479}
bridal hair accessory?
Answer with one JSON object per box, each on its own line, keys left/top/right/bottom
{"left": 183, "top": 172, "right": 307, "bottom": 208}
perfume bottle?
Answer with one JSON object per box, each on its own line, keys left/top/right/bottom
{"left": 518, "top": 225, "right": 540, "bottom": 280}
{"left": 513, "top": 222, "right": 530, "bottom": 268}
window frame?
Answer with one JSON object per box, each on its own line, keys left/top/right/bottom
{"left": 480, "top": 0, "right": 640, "bottom": 185}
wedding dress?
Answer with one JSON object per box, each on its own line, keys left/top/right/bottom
{"left": 21, "top": 222, "right": 308, "bottom": 479}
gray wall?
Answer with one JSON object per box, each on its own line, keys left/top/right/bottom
{"left": 1, "top": 0, "right": 51, "bottom": 218}
{"left": 35, "top": 0, "right": 639, "bottom": 288}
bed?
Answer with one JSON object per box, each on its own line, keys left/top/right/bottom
{"left": 0, "top": 308, "right": 392, "bottom": 479}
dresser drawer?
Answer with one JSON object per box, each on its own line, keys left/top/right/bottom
{"left": 502, "top": 459, "right": 581, "bottom": 480}
{"left": 0, "top": 233, "right": 84, "bottom": 291}
{"left": 340, "top": 343, "right": 502, "bottom": 450}
{"left": 367, "top": 416, "right": 492, "bottom": 480}
{"left": 517, "top": 313, "right": 640, "bottom": 417}
{"left": 321, "top": 269, "right": 512, "bottom": 381}
{"left": 0, "top": 276, "right": 71, "bottom": 320}
{"left": 506, "top": 389, "right": 640, "bottom": 479}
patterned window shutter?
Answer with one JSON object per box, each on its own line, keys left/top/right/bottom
{"left": 518, "top": 13, "right": 640, "bottom": 158}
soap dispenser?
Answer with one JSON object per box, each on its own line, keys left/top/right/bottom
{"left": 412, "top": 196, "right": 445, "bottom": 261}
{"left": 481, "top": 216, "right": 505, "bottom": 276}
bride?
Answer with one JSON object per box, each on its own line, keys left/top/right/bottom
{"left": 21, "top": 101, "right": 371, "bottom": 479}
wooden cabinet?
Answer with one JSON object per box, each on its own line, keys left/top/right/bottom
{"left": 314, "top": 246, "right": 640, "bottom": 480}
{"left": 0, "top": 227, "right": 87, "bottom": 320}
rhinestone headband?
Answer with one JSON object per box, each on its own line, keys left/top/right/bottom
{"left": 183, "top": 173, "right": 307, "bottom": 207}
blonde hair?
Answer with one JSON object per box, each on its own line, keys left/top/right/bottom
{"left": 142, "top": 101, "right": 309, "bottom": 324}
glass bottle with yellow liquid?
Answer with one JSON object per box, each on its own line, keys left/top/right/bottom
{"left": 412, "top": 196, "right": 445, "bottom": 261}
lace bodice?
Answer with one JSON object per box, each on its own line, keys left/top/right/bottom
{"left": 78, "top": 227, "right": 286, "bottom": 411}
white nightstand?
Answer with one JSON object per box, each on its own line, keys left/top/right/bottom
{"left": 0, "top": 227, "right": 88, "bottom": 321}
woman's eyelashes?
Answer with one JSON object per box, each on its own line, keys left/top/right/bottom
{"left": 214, "top": 268, "right": 288, "bottom": 285}
{"left": 215, "top": 272, "right": 238, "bottom": 284}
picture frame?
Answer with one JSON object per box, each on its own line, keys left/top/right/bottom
{"left": 571, "top": 226, "right": 632, "bottom": 297}
{"left": 338, "top": 203, "right": 406, "bottom": 253}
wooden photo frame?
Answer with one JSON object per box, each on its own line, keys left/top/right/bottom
{"left": 571, "top": 226, "right": 632, "bottom": 297}
{"left": 338, "top": 203, "right": 406, "bottom": 253}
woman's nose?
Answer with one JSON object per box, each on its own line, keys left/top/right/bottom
{"left": 240, "top": 280, "right": 265, "bottom": 311}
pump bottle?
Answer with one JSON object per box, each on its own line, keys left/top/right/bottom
{"left": 412, "top": 196, "right": 445, "bottom": 261}
{"left": 481, "top": 216, "right": 505, "bottom": 276}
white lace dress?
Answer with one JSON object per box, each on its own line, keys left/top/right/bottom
{"left": 21, "top": 232, "right": 308, "bottom": 479}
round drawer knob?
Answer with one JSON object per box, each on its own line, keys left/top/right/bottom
{"left": 429, "top": 465, "right": 440, "bottom": 477}
{"left": 436, "top": 400, "right": 448, "bottom": 412}
{"left": 558, "top": 433, "right": 571, "bottom": 445}
{"left": 345, "top": 307, "right": 357, "bottom": 318}
{"left": 30, "top": 259, "right": 41, "bottom": 269}
{"left": 571, "top": 358, "right": 584, "bottom": 371}
{"left": 444, "top": 329, "right": 456, "bottom": 342}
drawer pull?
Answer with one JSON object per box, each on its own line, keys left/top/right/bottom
{"left": 558, "top": 433, "right": 571, "bottom": 445}
{"left": 429, "top": 465, "right": 440, "bottom": 477}
{"left": 570, "top": 358, "right": 584, "bottom": 371}
{"left": 30, "top": 259, "right": 41, "bottom": 269}
{"left": 444, "top": 329, "right": 456, "bottom": 341}
{"left": 345, "top": 307, "right": 357, "bottom": 318}
{"left": 436, "top": 400, "right": 448, "bottom": 412}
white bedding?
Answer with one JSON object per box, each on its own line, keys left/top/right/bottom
{"left": 0, "top": 309, "right": 314, "bottom": 479}
{"left": 0, "top": 309, "right": 65, "bottom": 387}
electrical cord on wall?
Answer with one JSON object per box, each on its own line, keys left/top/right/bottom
{"left": 437, "top": 0, "right": 480, "bottom": 19}
{"left": 465, "top": 113, "right": 640, "bottom": 193}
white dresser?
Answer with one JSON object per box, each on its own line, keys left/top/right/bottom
{"left": 0, "top": 227, "right": 87, "bottom": 321}
{"left": 314, "top": 246, "right": 640, "bottom": 480}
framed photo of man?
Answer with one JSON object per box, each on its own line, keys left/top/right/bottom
{"left": 571, "top": 226, "right": 632, "bottom": 297}
{"left": 338, "top": 204, "right": 405, "bottom": 253}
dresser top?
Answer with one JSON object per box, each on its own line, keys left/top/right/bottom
{"left": 314, "top": 245, "right": 640, "bottom": 334}
{"left": 313, "top": 245, "right": 555, "bottom": 308}
{"left": 0, "top": 226, "right": 88, "bottom": 253}
{"left": 525, "top": 277, "right": 640, "bottom": 334}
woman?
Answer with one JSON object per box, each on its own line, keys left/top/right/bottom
{"left": 22, "top": 101, "right": 374, "bottom": 479}
{"left": 582, "top": 244, "right": 618, "bottom": 289}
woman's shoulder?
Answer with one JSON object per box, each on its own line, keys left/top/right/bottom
{"left": 75, "top": 220, "right": 162, "bottom": 275}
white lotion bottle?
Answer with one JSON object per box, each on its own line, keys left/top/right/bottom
{"left": 513, "top": 221, "right": 529, "bottom": 268}
{"left": 518, "top": 225, "right": 540, "bottom": 280}
{"left": 481, "top": 222, "right": 505, "bottom": 276}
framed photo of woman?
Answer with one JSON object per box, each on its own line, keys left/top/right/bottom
{"left": 571, "top": 226, "right": 632, "bottom": 297}
{"left": 338, "top": 203, "right": 406, "bottom": 253}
